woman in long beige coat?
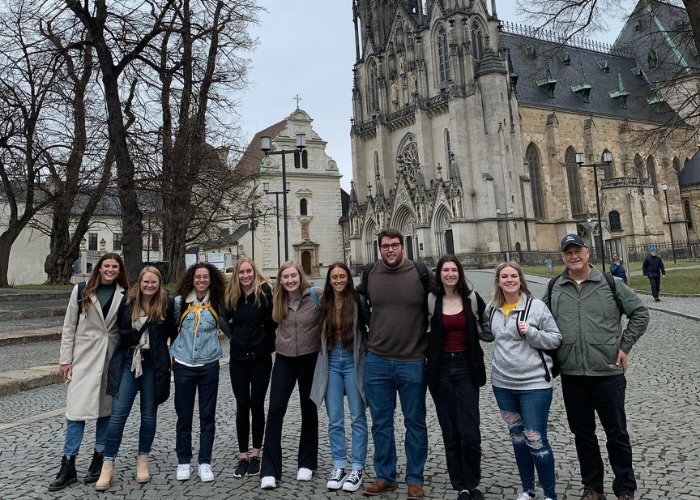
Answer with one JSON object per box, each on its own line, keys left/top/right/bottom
{"left": 48, "top": 252, "right": 129, "bottom": 492}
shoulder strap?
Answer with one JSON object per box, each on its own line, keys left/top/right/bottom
{"left": 361, "top": 262, "right": 375, "bottom": 305}
{"left": 75, "top": 281, "right": 87, "bottom": 327}
{"left": 468, "top": 290, "right": 478, "bottom": 320}
{"left": 413, "top": 261, "right": 430, "bottom": 293}
{"left": 488, "top": 305, "right": 497, "bottom": 327}
{"left": 602, "top": 272, "right": 623, "bottom": 316}
{"left": 309, "top": 287, "right": 320, "bottom": 310}
{"left": 546, "top": 275, "right": 560, "bottom": 307}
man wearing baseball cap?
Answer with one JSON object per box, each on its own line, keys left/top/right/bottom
{"left": 545, "top": 234, "right": 649, "bottom": 500}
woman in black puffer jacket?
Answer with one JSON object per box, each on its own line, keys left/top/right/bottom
{"left": 223, "top": 257, "right": 276, "bottom": 479}
{"left": 96, "top": 266, "right": 177, "bottom": 491}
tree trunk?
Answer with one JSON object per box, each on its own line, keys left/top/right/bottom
{"left": 0, "top": 228, "right": 21, "bottom": 288}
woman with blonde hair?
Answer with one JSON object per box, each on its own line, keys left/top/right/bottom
{"left": 260, "top": 261, "right": 322, "bottom": 490}
{"left": 223, "top": 257, "right": 276, "bottom": 478}
{"left": 49, "top": 253, "right": 129, "bottom": 491}
{"left": 482, "top": 261, "right": 562, "bottom": 500}
{"left": 95, "top": 266, "right": 177, "bottom": 490}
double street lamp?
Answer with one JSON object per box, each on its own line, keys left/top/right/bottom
{"left": 575, "top": 151, "right": 613, "bottom": 272}
{"left": 496, "top": 207, "right": 514, "bottom": 261}
{"left": 263, "top": 181, "right": 291, "bottom": 268}
{"left": 661, "top": 183, "right": 677, "bottom": 264}
{"left": 260, "top": 133, "right": 307, "bottom": 262}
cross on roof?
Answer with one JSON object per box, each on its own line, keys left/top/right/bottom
{"left": 293, "top": 94, "right": 302, "bottom": 109}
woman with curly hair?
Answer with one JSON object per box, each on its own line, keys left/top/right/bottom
{"left": 95, "top": 266, "right": 177, "bottom": 491}
{"left": 310, "top": 262, "right": 367, "bottom": 492}
{"left": 49, "top": 252, "right": 129, "bottom": 492}
{"left": 170, "top": 262, "right": 228, "bottom": 483}
{"left": 222, "top": 257, "right": 276, "bottom": 478}
{"left": 260, "top": 261, "right": 322, "bottom": 490}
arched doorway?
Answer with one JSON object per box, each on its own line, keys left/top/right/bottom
{"left": 301, "top": 251, "right": 311, "bottom": 275}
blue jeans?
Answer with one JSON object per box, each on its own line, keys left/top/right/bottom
{"left": 173, "top": 360, "right": 219, "bottom": 465}
{"left": 326, "top": 344, "right": 368, "bottom": 470}
{"left": 364, "top": 352, "right": 427, "bottom": 486}
{"left": 104, "top": 351, "right": 157, "bottom": 460}
{"left": 63, "top": 417, "right": 110, "bottom": 457}
{"left": 493, "top": 386, "right": 558, "bottom": 500}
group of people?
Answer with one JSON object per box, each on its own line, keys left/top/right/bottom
{"left": 48, "top": 229, "right": 650, "bottom": 500}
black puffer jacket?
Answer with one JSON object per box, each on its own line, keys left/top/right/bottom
{"left": 224, "top": 282, "right": 277, "bottom": 360}
{"left": 426, "top": 292, "right": 487, "bottom": 392}
{"left": 107, "top": 296, "right": 177, "bottom": 406}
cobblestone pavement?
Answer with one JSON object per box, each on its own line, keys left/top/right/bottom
{"left": 0, "top": 272, "right": 698, "bottom": 499}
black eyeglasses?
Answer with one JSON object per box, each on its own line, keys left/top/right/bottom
{"left": 380, "top": 243, "right": 401, "bottom": 251}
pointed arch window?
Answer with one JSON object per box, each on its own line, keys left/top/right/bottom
{"left": 634, "top": 154, "right": 645, "bottom": 179}
{"left": 444, "top": 129, "right": 452, "bottom": 165}
{"left": 437, "top": 25, "right": 450, "bottom": 83}
{"left": 646, "top": 156, "right": 658, "bottom": 194}
{"left": 609, "top": 210, "right": 622, "bottom": 232}
{"left": 369, "top": 61, "right": 380, "bottom": 112}
{"left": 684, "top": 199, "right": 693, "bottom": 229}
{"left": 471, "top": 21, "right": 484, "bottom": 60}
{"left": 565, "top": 147, "right": 584, "bottom": 217}
{"left": 526, "top": 143, "right": 545, "bottom": 218}
{"left": 601, "top": 149, "right": 613, "bottom": 179}
{"left": 673, "top": 157, "right": 681, "bottom": 175}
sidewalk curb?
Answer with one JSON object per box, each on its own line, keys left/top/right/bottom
{"left": 0, "top": 328, "right": 61, "bottom": 347}
{"left": 0, "top": 365, "right": 62, "bottom": 397}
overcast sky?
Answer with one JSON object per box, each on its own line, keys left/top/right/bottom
{"left": 236, "top": 1, "right": 629, "bottom": 191}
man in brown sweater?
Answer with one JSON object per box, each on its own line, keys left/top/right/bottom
{"left": 356, "top": 229, "right": 432, "bottom": 500}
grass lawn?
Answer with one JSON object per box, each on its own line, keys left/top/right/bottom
{"left": 15, "top": 283, "right": 74, "bottom": 290}
{"left": 630, "top": 270, "right": 700, "bottom": 295}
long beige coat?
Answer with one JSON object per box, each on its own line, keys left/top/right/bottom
{"left": 59, "top": 283, "right": 125, "bottom": 420}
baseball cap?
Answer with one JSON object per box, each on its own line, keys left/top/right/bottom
{"left": 561, "top": 234, "right": 586, "bottom": 251}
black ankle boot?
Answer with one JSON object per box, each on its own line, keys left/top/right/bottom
{"left": 84, "top": 449, "right": 104, "bottom": 484}
{"left": 48, "top": 455, "right": 77, "bottom": 491}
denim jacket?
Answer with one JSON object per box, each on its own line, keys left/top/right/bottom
{"left": 170, "top": 292, "right": 223, "bottom": 365}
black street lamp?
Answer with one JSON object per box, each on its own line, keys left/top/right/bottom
{"left": 576, "top": 151, "right": 613, "bottom": 272}
{"left": 263, "top": 181, "right": 291, "bottom": 268}
{"left": 260, "top": 133, "right": 307, "bottom": 262}
{"left": 496, "top": 207, "right": 514, "bottom": 261}
{"left": 661, "top": 183, "right": 677, "bottom": 264}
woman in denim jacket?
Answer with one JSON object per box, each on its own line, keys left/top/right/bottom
{"left": 170, "top": 263, "right": 228, "bottom": 483}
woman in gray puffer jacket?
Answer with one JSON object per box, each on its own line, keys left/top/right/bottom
{"left": 482, "top": 262, "right": 562, "bottom": 500}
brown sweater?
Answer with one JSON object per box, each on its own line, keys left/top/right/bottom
{"left": 274, "top": 286, "right": 322, "bottom": 357}
{"left": 367, "top": 260, "right": 429, "bottom": 361}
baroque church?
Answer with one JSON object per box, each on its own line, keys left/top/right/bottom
{"left": 348, "top": 0, "right": 698, "bottom": 269}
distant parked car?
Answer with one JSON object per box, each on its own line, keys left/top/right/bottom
{"left": 223, "top": 266, "right": 234, "bottom": 280}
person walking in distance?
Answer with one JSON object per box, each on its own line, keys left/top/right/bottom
{"left": 609, "top": 255, "right": 628, "bottom": 285}
{"left": 356, "top": 229, "right": 433, "bottom": 500}
{"left": 222, "top": 257, "right": 276, "bottom": 479}
{"left": 546, "top": 235, "right": 649, "bottom": 500}
{"left": 642, "top": 246, "right": 665, "bottom": 301}
{"left": 49, "top": 253, "right": 129, "bottom": 491}
{"left": 311, "top": 262, "right": 368, "bottom": 493}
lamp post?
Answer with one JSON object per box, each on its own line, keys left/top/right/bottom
{"left": 519, "top": 175, "right": 531, "bottom": 251}
{"left": 575, "top": 151, "right": 613, "bottom": 272}
{"left": 263, "top": 181, "right": 291, "bottom": 268}
{"left": 661, "top": 183, "right": 677, "bottom": 263}
{"left": 496, "top": 207, "right": 513, "bottom": 261}
{"left": 261, "top": 133, "right": 307, "bottom": 262}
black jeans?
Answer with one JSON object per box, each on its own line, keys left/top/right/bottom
{"left": 561, "top": 374, "right": 636, "bottom": 496}
{"left": 431, "top": 352, "right": 481, "bottom": 491}
{"left": 229, "top": 354, "right": 273, "bottom": 452}
{"left": 260, "top": 352, "right": 318, "bottom": 480}
{"left": 173, "top": 360, "right": 219, "bottom": 465}
{"left": 648, "top": 277, "right": 661, "bottom": 298}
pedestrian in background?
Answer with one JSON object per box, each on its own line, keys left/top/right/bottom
{"left": 49, "top": 253, "right": 128, "bottom": 491}
{"left": 95, "top": 266, "right": 177, "bottom": 491}
{"left": 547, "top": 234, "right": 649, "bottom": 500}
{"left": 483, "top": 262, "right": 562, "bottom": 500}
{"left": 426, "top": 255, "right": 487, "bottom": 500}
{"left": 610, "top": 255, "right": 628, "bottom": 285}
{"left": 171, "top": 263, "right": 228, "bottom": 483}
{"left": 223, "top": 257, "right": 276, "bottom": 479}
{"left": 311, "top": 262, "right": 368, "bottom": 493}
{"left": 356, "top": 229, "right": 433, "bottom": 499}
{"left": 642, "top": 246, "right": 665, "bottom": 301}
{"left": 260, "top": 261, "right": 322, "bottom": 490}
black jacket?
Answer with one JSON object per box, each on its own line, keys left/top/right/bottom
{"left": 224, "top": 283, "right": 276, "bottom": 360}
{"left": 107, "top": 296, "right": 177, "bottom": 406}
{"left": 426, "top": 292, "right": 487, "bottom": 391}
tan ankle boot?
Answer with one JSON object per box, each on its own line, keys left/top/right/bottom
{"left": 95, "top": 461, "right": 113, "bottom": 491}
{"left": 136, "top": 454, "right": 150, "bottom": 483}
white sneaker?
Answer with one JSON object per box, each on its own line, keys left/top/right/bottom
{"left": 516, "top": 493, "right": 535, "bottom": 500}
{"left": 261, "top": 475, "right": 277, "bottom": 489}
{"left": 198, "top": 463, "right": 215, "bottom": 482}
{"left": 342, "top": 469, "right": 363, "bottom": 492}
{"left": 326, "top": 468, "right": 347, "bottom": 490}
{"left": 296, "top": 467, "right": 313, "bottom": 481}
{"left": 176, "top": 464, "right": 191, "bottom": 481}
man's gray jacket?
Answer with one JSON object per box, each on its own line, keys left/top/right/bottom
{"left": 544, "top": 266, "right": 649, "bottom": 376}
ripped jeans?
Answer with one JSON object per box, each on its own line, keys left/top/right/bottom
{"left": 493, "top": 386, "right": 558, "bottom": 500}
